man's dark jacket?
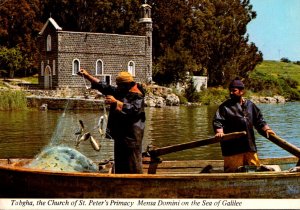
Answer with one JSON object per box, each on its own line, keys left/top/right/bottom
{"left": 213, "top": 99, "right": 267, "bottom": 156}
{"left": 92, "top": 82, "right": 146, "bottom": 174}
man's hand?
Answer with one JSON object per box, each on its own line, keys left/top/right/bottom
{"left": 215, "top": 132, "right": 224, "bottom": 139}
{"left": 77, "top": 68, "right": 100, "bottom": 84}
{"left": 265, "top": 129, "right": 276, "bottom": 138}
{"left": 77, "top": 69, "right": 89, "bottom": 77}
{"left": 215, "top": 128, "right": 224, "bottom": 139}
{"left": 105, "top": 95, "right": 118, "bottom": 105}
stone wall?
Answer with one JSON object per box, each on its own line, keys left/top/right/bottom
{"left": 193, "top": 76, "right": 208, "bottom": 91}
{"left": 27, "top": 96, "right": 104, "bottom": 110}
{"left": 176, "top": 76, "right": 208, "bottom": 93}
{"left": 25, "top": 85, "right": 181, "bottom": 110}
{"left": 38, "top": 20, "right": 152, "bottom": 90}
{"left": 57, "top": 31, "right": 150, "bottom": 87}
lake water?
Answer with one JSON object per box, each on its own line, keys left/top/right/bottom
{"left": 0, "top": 102, "right": 299, "bottom": 162}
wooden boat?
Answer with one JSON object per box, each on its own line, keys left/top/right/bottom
{"left": 0, "top": 132, "right": 299, "bottom": 198}
{"left": 0, "top": 156, "right": 299, "bottom": 198}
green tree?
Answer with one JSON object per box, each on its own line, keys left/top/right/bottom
{"left": 0, "top": 0, "right": 263, "bottom": 87}
{"left": 153, "top": 41, "right": 198, "bottom": 85}
{"left": 39, "top": 0, "right": 140, "bottom": 34}
{"left": 0, "top": 47, "right": 23, "bottom": 78}
{"left": 0, "top": 0, "right": 42, "bottom": 75}
{"left": 149, "top": 0, "right": 201, "bottom": 84}
{"left": 149, "top": 0, "right": 262, "bottom": 86}
{"left": 189, "top": 0, "right": 262, "bottom": 86}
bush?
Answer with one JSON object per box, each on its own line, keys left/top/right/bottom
{"left": 198, "top": 87, "right": 228, "bottom": 105}
{"left": 184, "top": 77, "right": 200, "bottom": 102}
{"left": 246, "top": 71, "right": 299, "bottom": 100}
{"left": 293, "top": 61, "right": 300, "bottom": 65}
{"left": 280, "top": 57, "right": 291, "bottom": 63}
{"left": 177, "top": 94, "right": 188, "bottom": 104}
{"left": 281, "top": 76, "right": 299, "bottom": 89}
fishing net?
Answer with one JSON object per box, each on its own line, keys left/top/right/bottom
{"left": 26, "top": 81, "right": 113, "bottom": 172}
{"left": 26, "top": 146, "right": 98, "bottom": 172}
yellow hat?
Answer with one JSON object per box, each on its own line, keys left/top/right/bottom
{"left": 116, "top": 71, "right": 134, "bottom": 84}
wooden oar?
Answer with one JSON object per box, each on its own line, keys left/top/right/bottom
{"left": 146, "top": 131, "right": 246, "bottom": 158}
{"left": 145, "top": 131, "right": 246, "bottom": 174}
{"left": 267, "top": 134, "right": 300, "bottom": 166}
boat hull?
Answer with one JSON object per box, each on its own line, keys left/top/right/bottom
{"left": 0, "top": 158, "right": 299, "bottom": 198}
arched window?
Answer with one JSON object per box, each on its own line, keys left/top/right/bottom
{"left": 96, "top": 59, "right": 103, "bottom": 75}
{"left": 45, "top": 65, "right": 51, "bottom": 76}
{"left": 72, "top": 59, "right": 80, "bottom": 75}
{"left": 46, "top": 35, "right": 51, "bottom": 51}
{"left": 145, "top": 7, "right": 151, "bottom": 18}
{"left": 128, "top": 61, "right": 135, "bottom": 76}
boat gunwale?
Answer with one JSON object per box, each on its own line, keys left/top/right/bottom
{"left": 0, "top": 157, "right": 299, "bottom": 180}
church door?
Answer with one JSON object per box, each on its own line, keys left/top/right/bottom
{"left": 44, "top": 66, "right": 51, "bottom": 89}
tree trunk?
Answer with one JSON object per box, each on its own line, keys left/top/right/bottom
{"left": 9, "top": 69, "right": 14, "bottom": 78}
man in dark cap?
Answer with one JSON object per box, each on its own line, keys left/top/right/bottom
{"left": 78, "top": 69, "right": 146, "bottom": 174}
{"left": 213, "top": 77, "right": 275, "bottom": 172}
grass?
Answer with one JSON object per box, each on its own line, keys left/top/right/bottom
{"left": 0, "top": 80, "right": 5, "bottom": 88}
{"left": 0, "top": 89, "right": 28, "bottom": 110}
{"left": 253, "top": 60, "right": 300, "bottom": 90}
{"left": 20, "top": 74, "right": 39, "bottom": 84}
{"left": 246, "top": 60, "right": 300, "bottom": 100}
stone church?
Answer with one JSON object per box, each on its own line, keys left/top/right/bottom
{"left": 38, "top": 4, "right": 152, "bottom": 89}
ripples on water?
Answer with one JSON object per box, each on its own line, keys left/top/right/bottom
{"left": 144, "top": 106, "right": 221, "bottom": 160}
{"left": 0, "top": 102, "right": 299, "bottom": 161}
{"left": 0, "top": 108, "right": 114, "bottom": 162}
{"left": 255, "top": 103, "right": 300, "bottom": 158}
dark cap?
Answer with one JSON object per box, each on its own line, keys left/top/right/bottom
{"left": 229, "top": 77, "right": 245, "bottom": 89}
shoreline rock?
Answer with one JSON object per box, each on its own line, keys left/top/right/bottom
{"left": 249, "top": 95, "right": 286, "bottom": 104}
{"left": 144, "top": 85, "right": 180, "bottom": 107}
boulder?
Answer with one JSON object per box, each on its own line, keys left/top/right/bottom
{"left": 166, "top": 93, "right": 180, "bottom": 106}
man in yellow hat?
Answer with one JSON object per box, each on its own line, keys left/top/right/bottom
{"left": 78, "top": 69, "right": 145, "bottom": 174}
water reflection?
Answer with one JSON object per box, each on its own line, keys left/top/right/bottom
{"left": 0, "top": 109, "right": 114, "bottom": 162}
{"left": 0, "top": 102, "right": 299, "bottom": 162}
{"left": 0, "top": 110, "right": 58, "bottom": 158}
